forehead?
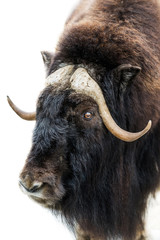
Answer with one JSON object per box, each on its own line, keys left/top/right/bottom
{"left": 36, "top": 86, "right": 97, "bottom": 117}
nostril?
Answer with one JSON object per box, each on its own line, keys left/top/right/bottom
{"left": 19, "top": 181, "right": 29, "bottom": 192}
{"left": 19, "top": 180, "right": 43, "bottom": 193}
{"left": 29, "top": 185, "right": 40, "bottom": 193}
{"left": 29, "top": 182, "right": 44, "bottom": 193}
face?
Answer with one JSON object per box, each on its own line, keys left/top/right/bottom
{"left": 19, "top": 85, "right": 104, "bottom": 209}
{"left": 16, "top": 64, "right": 149, "bottom": 211}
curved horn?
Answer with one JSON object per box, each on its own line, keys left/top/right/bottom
{"left": 70, "top": 68, "right": 152, "bottom": 142}
{"left": 7, "top": 96, "right": 36, "bottom": 121}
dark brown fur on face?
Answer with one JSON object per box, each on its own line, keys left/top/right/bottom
{"left": 19, "top": 1, "right": 160, "bottom": 240}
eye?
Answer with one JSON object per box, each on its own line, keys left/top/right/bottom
{"left": 83, "top": 112, "right": 93, "bottom": 120}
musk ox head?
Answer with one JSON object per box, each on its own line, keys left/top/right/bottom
{"left": 8, "top": 59, "right": 151, "bottom": 205}
{"left": 7, "top": 53, "right": 152, "bottom": 238}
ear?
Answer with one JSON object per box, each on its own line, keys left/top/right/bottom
{"left": 113, "top": 64, "right": 141, "bottom": 93}
{"left": 41, "top": 51, "right": 54, "bottom": 69}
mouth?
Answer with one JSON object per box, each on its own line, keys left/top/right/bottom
{"left": 19, "top": 180, "right": 63, "bottom": 208}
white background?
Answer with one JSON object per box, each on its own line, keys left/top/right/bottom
{"left": 0, "top": 0, "right": 160, "bottom": 239}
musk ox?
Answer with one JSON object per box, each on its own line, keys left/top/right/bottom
{"left": 7, "top": 0, "right": 160, "bottom": 239}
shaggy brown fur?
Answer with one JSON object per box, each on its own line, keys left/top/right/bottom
{"left": 18, "top": 1, "right": 160, "bottom": 240}
{"left": 52, "top": 0, "right": 160, "bottom": 127}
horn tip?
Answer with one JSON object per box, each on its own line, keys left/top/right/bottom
{"left": 7, "top": 95, "right": 13, "bottom": 106}
{"left": 147, "top": 120, "right": 152, "bottom": 130}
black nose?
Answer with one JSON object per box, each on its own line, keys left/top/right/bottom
{"left": 19, "top": 172, "right": 44, "bottom": 194}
